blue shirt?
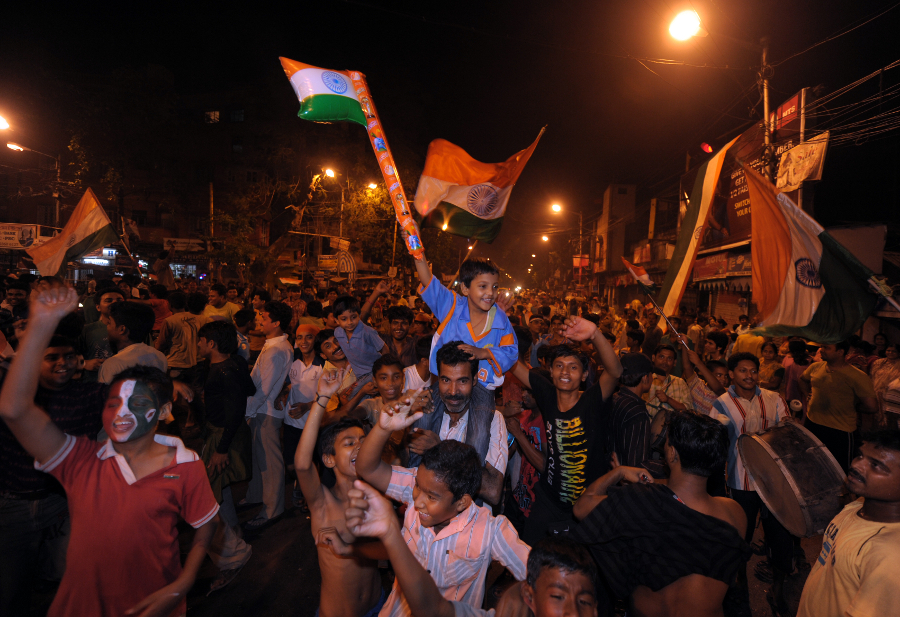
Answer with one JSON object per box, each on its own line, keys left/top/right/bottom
{"left": 420, "top": 275, "right": 518, "bottom": 389}
{"left": 334, "top": 321, "right": 385, "bottom": 376}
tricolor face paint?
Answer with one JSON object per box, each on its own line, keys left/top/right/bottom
{"left": 103, "top": 379, "right": 160, "bottom": 443}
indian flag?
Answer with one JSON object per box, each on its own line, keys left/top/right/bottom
{"left": 622, "top": 258, "right": 654, "bottom": 291}
{"left": 279, "top": 57, "right": 366, "bottom": 126}
{"left": 27, "top": 188, "right": 120, "bottom": 277}
{"left": 744, "top": 163, "right": 876, "bottom": 343}
{"left": 413, "top": 129, "right": 544, "bottom": 243}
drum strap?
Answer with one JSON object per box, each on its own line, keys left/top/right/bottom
{"left": 728, "top": 391, "right": 769, "bottom": 434}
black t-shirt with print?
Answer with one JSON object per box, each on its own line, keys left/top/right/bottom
{"left": 530, "top": 371, "right": 611, "bottom": 512}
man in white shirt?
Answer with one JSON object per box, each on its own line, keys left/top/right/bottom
{"left": 240, "top": 301, "right": 294, "bottom": 531}
{"left": 404, "top": 336, "right": 433, "bottom": 392}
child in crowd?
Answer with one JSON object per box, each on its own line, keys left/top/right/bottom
{"left": 314, "top": 328, "right": 357, "bottom": 414}
{"left": 332, "top": 295, "right": 387, "bottom": 394}
{"left": 0, "top": 284, "right": 218, "bottom": 617}
{"left": 348, "top": 354, "right": 410, "bottom": 464}
{"left": 355, "top": 398, "right": 530, "bottom": 616}
{"left": 99, "top": 301, "right": 168, "bottom": 383}
{"left": 233, "top": 308, "right": 256, "bottom": 362}
{"left": 404, "top": 336, "right": 433, "bottom": 392}
{"left": 412, "top": 256, "right": 517, "bottom": 390}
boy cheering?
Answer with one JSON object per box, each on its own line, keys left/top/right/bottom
{"left": 0, "top": 284, "right": 218, "bottom": 617}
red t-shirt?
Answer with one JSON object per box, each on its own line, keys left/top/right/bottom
{"left": 38, "top": 434, "right": 219, "bottom": 617}
{"left": 512, "top": 411, "right": 544, "bottom": 518}
{"left": 149, "top": 298, "right": 173, "bottom": 331}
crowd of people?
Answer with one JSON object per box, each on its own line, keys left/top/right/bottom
{"left": 0, "top": 248, "right": 898, "bottom": 617}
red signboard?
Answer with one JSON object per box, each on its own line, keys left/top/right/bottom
{"left": 693, "top": 253, "right": 729, "bottom": 280}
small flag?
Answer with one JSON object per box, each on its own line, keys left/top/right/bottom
{"left": 413, "top": 129, "right": 544, "bottom": 243}
{"left": 743, "top": 163, "right": 876, "bottom": 343}
{"left": 27, "top": 188, "right": 119, "bottom": 277}
{"left": 622, "top": 258, "right": 654, "bottom": 290}
{"left": 658, "top": 136, "right": 739, "bottom": 318}
{"left": 279, "top": 57, "right": 367, "bottom": 126}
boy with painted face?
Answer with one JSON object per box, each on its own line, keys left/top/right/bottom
{"left": 355, "top": 399, "right": 530, "bottom": 617}
{"left": 0, "top": 284, "right": 218, "bottom": 617}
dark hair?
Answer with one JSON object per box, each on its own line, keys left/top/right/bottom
{"left": 110, "top": 365, "right": 174, "bottom": 407}
{"left": 666, "top": 411, "right": 730, "bottom": 477}
{"left": 373, "top": 354, "right": 403, "bottom": 376}
{"left": 860, "top": 429, "right": 900, "bottom": 455}
{"left": 539, "top": 306, "right": 551, "bottom": 318}
{"left": 626, "top": 329, "right": 645, "bottom": 345}
{"left": 167, "top": 291, "right": 186, "bottom": 310}
{"left": 314, "top": 328, "right": 336, "bottom": 357}
{"left": 186, "top": 292, "right": 208, "bottom": 314}
{"left": 263, "top": 300, "right": 292, "bottom": 333}
{"left": 706, "top": 360, "right": 727, "bottom": 372}
{"left": 668, "top": 316, "right": 682, "bottom": 328}
{"left": 420, "top": 440, "right": 482, "bottom": 501}
{"left": 525, "top": 536, "right": 598, "bottom": 593}
{"left": 98, "top": 288, "right": 126, "bottom": 302}
{"left": 319, "top": 417, "right": 365, "bottom": 457}
{"left": 625, "top": 319, "right": 640, "bottom": 331}
{"left": 459, "top": 258, "right": 499, "bottom": 287}
{"left": 7, "top": 280, "right": 30, "bottom": 293}
{"left": 513, "top": 326, "right": 533, "bottom": 362}
{"left": 739, "top": 314, "right": 749, "bottom": 321}
{"left": 252, "top": 289, "right": 271, "bottom": 303}
{"left": 707, "top": 331, "right": 729, "bottom": 353}
{"left": 436, "top": 341, "right": 479, "bottom": 378}
{"left": 332, "top": 295, "right": 360, "bottom": 317}
{"left": 548, "top": 344, "right": 589, "bottom": 373}
{"left": 209, "top": 283, "right": 227, "bottom": 297}
{"left": 415, "top": 336, "right": 432, "bottom": 362}
{"left": 47, "top": 335, "right": 76, "bottom": 350}
{"left": 149, "top": 284, "right": 168, "bottom": 299}
{"left": 233, "top": 308, "right": 256, "bottom": 329}
{"left": 322, "top": 306, "right": 335, "bottom": 318}
{"left": 653, "top": 344, "right": 676, "bottom": 357}
{"left": 536, "top": 344, "right": 555, "bottom": 362}
{"left": 108, "top": 301, "right": 155, "bottom": 343}
{"left": 550, "top": 314, "right": 565, "bottom": 325}
{"left": 728, "top": 351, "right": 760, "bottom": 372}
{"left": 833, "top": 340, "right": 850, "bottom": 354}
{"left": 583, "top": 313, "right": 600, "bottom": 326}
{"left": 386, "top": 305, "right": 414, "bottom": 324}
{"left": 198, "top": 320, "right": 238, "bottom": 354}
{"left": 306, "top": 300, "right": 323, "bottom": 318}
{"left": 761, "top": 341, "right": 779, "bottom": 355}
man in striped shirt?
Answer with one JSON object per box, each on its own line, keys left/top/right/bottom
{"left": 710, "top": 352, "right": 793, "bottom": 615}
{"left": 355, "top": 399, "right": 530, "bottom": 617}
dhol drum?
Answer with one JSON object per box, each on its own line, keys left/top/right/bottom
{"left": 739, "top": 420, "right": 845, "bottom": 537}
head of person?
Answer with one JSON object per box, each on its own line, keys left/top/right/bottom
{"left": 652, "top": 344, "right": 677, "bottom": 376}
{"left": 435, "top": 341, "right": 479, "bottom": 414}
{"left": 415, "top": 440, "right": 482, "bottom": 528}
{"left": 414, "top": 336, "right": 432, "bottom": 365}
{"left": 528, "top": 315, "right": 547, "bottom": 337}
{"left": 186, "top": 292, "right": 208, "bottom": 315}
{"left": 619, "top": 353, "right": 662, "bottom": 392}
{"left": 251, "top": 289, "right": 271, "bottom": 311}
{"left": 332, "top": 295, "right": 361, "bottom": 333}
{"left": 197, "top": 320, "right": 238, "bottom": 359}
{"left": 208, "top": 283, "right": 228, "bottom": 308}
{"left": 306, "top": 300, "right": 323, "bottom": 319}
{"left": 260, "top": 300, "right": 292, "bottom": 337}
{"left": 385, "top": 305, "right": 414, "bottom": 341}
{"left": 727, "top": 352, "right": 760, "bottom": 394}
{"left": 705, "top": 331, "right": 729, "bottom": 356}
{"left": 625, "top": 329, "right": 644, "bottom": 349}
{"left": 458, "top": 258, "right": 499, "bottom": 313}
{"left": 167, "top": 291, "right": 186, "bottom": 312}
{"left": 885, "top": 344, "right": 900, "bottom": 361}
{"left": 706, "top": 360, "right": 730, "bottom": 389}
{"left": 668, "top": 316, "right": 682, "bottom": 331}
{"left": 847, "top": 429, "right": 900, "bottom": 503}
{"left": 821, "top": 340, "right": 850, "bottom": 363}
{"left": 226, "top": 285, "right": 239, "bottom": 302}
{"left": 548, "top": 344, "right": 590, "bottom": 393}
{"left": 186, "top": 279, "right": 198, "bottom": 293}
{"left": 514, "top": 326, "right": 534, "bottom": 363}
{"left": 314, "top": 328, "right": 345, "bottom": 364}
{"left": 326, "top": 287, "right": 338, "bottom": 304}
{"left": 318, "top": 416, "right": 365, "bottom": 480}
{"left": 665, "top": 411, "right": 730, "bottom": 478}
{"left": 739, "top": 314, "right": 749, "bottom": 327}
{"left": 322, "top": 306, "right": 338, "bottom": 329}
{"left": 523, "top": 536, "right": 599, "bottom": 617}
{"left": 372, "top": 354, "right": 404, "bottom": 402}
{"left": 117, "top": 279, "right": 133, "bottom": 298}
{"left": 96, "top": 287, "right": 126, "bottom": 317}
{"left": 295, "top": 323, "right": 320, "bottom": 358}
{"left": 40, "top": 335, "right": 78, "bottom": 390}
{"left": 549, "top": 314, "right": 565, "bottom": 337}
{"left": 761, "top": 341, "right": 778, "bottom": 361}
{"left": 874, "top": 333, "right": 888, "bottom": 349}
{"left": 233, "top": 307, "right": 256, "bottom": 332}
{"left": 104, "top": 366, "right": 173, "bottom": 444}
{"left": 148, "top": 284, "right": 168, "bottom": 301}
{"left": 107, "top": 301, "right": 155, "bottom": 348}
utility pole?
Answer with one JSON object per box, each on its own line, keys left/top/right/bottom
{"left": 209, "top": 182, "right": 214, "bottom": 237}
{"left": 760, "top": 38, "right": 774, "bottom": 182}
{"left": 53, "top": 156, "right": 60, "bottom": 228}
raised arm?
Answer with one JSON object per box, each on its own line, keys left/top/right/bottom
{"left": 509, "top": 360, "right": 533, "bottom": 389}
{"left": 412, "top": 254, "right": 432, "bottom": 289}
{"left": 295, "top": 368, "right": 345, "bottom": 507}
{"left": 572, "top": 464, "right": 652, "bottom": 521}
{"left": 562, "top": 316, "right": 622, "bottom": 399}
{"left": 355, "top": 395, "right": 424, "bottom": 493}
{"left": 360, "top": 280, "right": 390, "bottom": 323}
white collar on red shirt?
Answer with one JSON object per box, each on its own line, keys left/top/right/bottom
{"left": 97, "top": 434, "right": 198, "bottom": 485}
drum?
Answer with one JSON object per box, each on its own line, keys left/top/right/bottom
{"left": 739, "top": 421, "right": 845, "bottom": 537}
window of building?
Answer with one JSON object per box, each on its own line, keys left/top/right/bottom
{"left": 232, "top": 136, "right": 243, "bottom": 153}
{"left": 205, "top": 111, "right": 220, "bottom": 124}
{"left": 230, "top": 109, "right": 244, "bottom": 122}
{"left": 246, "top": 170, "right": 258, "bottom": 183}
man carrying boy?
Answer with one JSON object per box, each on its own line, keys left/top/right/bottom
{"left": 333, "top": 295, "right": 387, "bottom": 395}
{"left": 0, "top": 284, "right": 218, "bottom": 617}
{"left": 412, "top": 256, "right": 517, "bottom": 390}
{"left": 355, "top": 399, "right": 530, "bottom": 616}
{"left": 241, "top": 300, "right": 294, "bottom": 531}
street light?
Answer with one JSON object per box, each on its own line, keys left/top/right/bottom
{"left": 368, "top": 183, "right": 377, "bottom": 189}
{"left": 325, "top": 168, "right": 335, "bottom": 178}
{"left": 7, "top": 142, "right": 61, "bottom": 227}
{"left": 541, "top": 235, "right": 549, "bottom": 242}
{"left": 7, "top": 142, "right": 24, "bottom": 151}
{"left": 0, "top": 116, "right": 9, "bottom": 130}
{"left": 669, "top": 10, "right": 703, "bottom": 41}
{"left": 532, "top": 254, "right": 536, "bottom": 258}
{"left": 550, "top": 203, "right": 586, "bottom": 285}
{"left": 551, "top": 203, "right": 562, "bottom": 213}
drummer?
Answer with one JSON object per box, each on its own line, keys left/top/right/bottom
{"left": 710, "top": 352, "right": 794, "bottom": 615}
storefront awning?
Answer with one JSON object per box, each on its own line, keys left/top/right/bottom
{"left": 696, "top": 276, "right": 752, "bottom": 292}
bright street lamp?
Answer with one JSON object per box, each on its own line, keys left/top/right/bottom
{"left": 7, "top": 142, "right": 24, "bottom": 151}
{"left": 468, "top": 245, "right": 473, "bottom": 250}
{"left": 669, "top": 10, "right": 703, "bottom": 41}
{"left": 541, "top": 235, "right": 549, "bottom": 242}
{"left": 325, "top": 168, "right": 335, "bottom": 178}
{"left": 367, "top": 182, "right": 377, "bottom": 189}
{"left": 0, "top": 116, "right": 9, "bottom": 130}
{"left": 551, "top": 203, "right": 562, "bottom": 213}
{"left": 531, "top": 254, "right": 536, "bottom": 257}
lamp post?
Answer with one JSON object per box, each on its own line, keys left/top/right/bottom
{"left": 551, "top": 203, "right": 585, "bottom": 285}
{"left": 7, "top": 142, "right": 61, "bottom": 227}
{"left": 669, "top": 10, "right": 774, "bottom": 181}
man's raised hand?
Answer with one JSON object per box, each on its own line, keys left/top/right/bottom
{"left": 29, "top": 283, "right": 78, "bottom": 324}
{"left": 316, "top": 368, "right": 345, "bottom": 399}
{"left": 561, "top": 315, "right": 598, "bottom": 342}
{"left": 344, "top": 480, "right": 398, "bottom": 540}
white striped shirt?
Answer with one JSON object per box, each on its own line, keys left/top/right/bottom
{"left": 380, "top": 466, "right": 530, "bottom": 617}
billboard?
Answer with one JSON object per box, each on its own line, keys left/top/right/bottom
{"left": 0, "top": 224, "right": 40, "bottom": 249}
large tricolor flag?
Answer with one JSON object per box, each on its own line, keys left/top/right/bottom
{"left": 744, "top": 163, "right": 876, "bottom": 343}
{"left": 279, "top": 57, "right": 367, "bottom": 126}
{"left": 657, "top": 136, "right": 739, "bottom": 319}
{"left": 27, "top": 188, "right": 119, "bottom": 277}
{"left": 413, "top": 129, "right": 544, "bottom": 243}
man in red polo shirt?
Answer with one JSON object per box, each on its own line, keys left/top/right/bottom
{"left": 0, "top": 283, "right": 218, "bottom": 617}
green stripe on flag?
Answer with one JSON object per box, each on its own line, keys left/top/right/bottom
{"left": 54, "top": 225, "right": 120, "bottom": 277}
{"left": 418, "top": 201, "right": 504, "bottom": 243}
{"left": 298, "top": 94, "right": 366, "bottom": 126}
{"left": 751, "top": 231, "right": 877, "bottom": 343}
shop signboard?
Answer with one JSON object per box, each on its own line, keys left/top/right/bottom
{"left": 163, "top": 238, "right": 206, "bottom": 252}
{"left": 693, "top": 253, "right": 729, "bottom": 280}
{"left": 726, "top": 252, "right": 752, "bottom": 276}
{"left": 0, "top": 224, "right": 40, "bottom": 249}
{"left": 318, "top": 254, "right": 339, "bottom": 271}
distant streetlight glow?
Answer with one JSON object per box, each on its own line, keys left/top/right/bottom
{"left": 551, "top": 203, "right": 562, "bottom": 213}
{"left": 541, "top": 235, "right": 549, "bottom": 242}
{"left": 701, "top": 142, "right": 714, "bottom": 153}
{"left": 669, "top": 10, "right": 701, "bottom": 40}
{"left": 325, "top": 168, "right": 335, "bottom": 178}
{"left": 0, "top": 116, "right": 8, "bottom": 130}
{"left": 468, "top": 245, "right": 473, "bottom": 249}
{"left": 368, "top": 182, "right": 377, "bottom": 189}
{"left": 6, "top": 143, "right": 24, "bottom": 151}
{"left": 442, "top": 223, "right": 448, "bottom": 231}
{"left": 532, "top": 254, "right": 536, "bottom": 257}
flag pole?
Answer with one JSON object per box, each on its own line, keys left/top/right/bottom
{"left": 869, "top": 277, "right": 900, "bottom": 313}
{"left": 640, "top": 286, "right": 691, "bottom": 353}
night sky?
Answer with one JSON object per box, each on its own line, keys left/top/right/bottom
{"left": 2, "top": 0, "right": 898, "bottom": 277}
